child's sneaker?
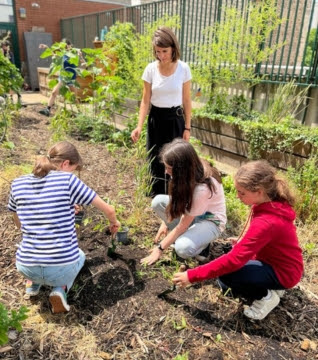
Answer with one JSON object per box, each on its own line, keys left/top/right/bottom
{"left": 39, "top": 108, "right": 50, "bottom": 116}
{"left": 244, "top": 290, "right": 280, "bottom": 320}
{"left": 49, "top": 287, "right": 70, "bottom": 313}
{"left": 25, "top": 280, "right": 42, "bottom": 296}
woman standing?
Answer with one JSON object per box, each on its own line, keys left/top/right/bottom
{"left": 131, "top": 27, "right": 192, "bottom": 196}
{"left": 141, "top": 139, "right": 226, "bottom": 266}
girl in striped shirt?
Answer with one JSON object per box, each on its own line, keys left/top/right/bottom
{"left": 8, "top": 141, "right": 120, "bottom": 313}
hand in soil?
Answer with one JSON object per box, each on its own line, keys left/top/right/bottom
{"left": 140, "top": 247, "right": 162, "bottom": 265}
{"left": 109, "top": 220, "right": 121, "bottom": 234}
{"left": 173, "top": 270, "right": 191, "bottom": 288}
{"left": 154, "top": 221, "right": 168, "bottom": 243}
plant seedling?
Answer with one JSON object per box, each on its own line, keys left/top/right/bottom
{"left": 157, "top": 264, "right": 187, "bottom": 298}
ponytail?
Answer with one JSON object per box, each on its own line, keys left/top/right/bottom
{"left": 32, "top": 141, "right": 82, "bottom": 178}
{"left": 32, "top": 155, "right": 58, "bottom": 178}
{"left": 235, "top": 160, "right": 295, "bottom": 206}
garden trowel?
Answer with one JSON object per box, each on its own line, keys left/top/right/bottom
{"left": 157, "top": 264, "right": 187, "bottom": 298}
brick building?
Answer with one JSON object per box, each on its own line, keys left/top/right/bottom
{"left": 13, "top": 0, "right": 123, "bottom": 63}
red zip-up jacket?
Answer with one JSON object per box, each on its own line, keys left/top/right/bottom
{"left": 188, "top": 201, "right": 303, "bottom": 288}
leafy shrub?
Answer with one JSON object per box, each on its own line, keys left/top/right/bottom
{"left": 0, "top": 52, "right": 23, "bottom": 95}
{"left": 287, "top": 154, "right": 318, "bottom": 223}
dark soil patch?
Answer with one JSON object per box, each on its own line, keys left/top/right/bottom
{"left": 0, "top": 105, "right": 317, "bottom": 359}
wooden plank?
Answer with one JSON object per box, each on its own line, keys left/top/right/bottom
{"left": 192, "top": 116, "right": 246, "bottom": 140}
{"left": 199, "top": 143, "right": 248, "bottom": 169}
{"left": 192, "top": 127, "right": 249, "bottom": 157}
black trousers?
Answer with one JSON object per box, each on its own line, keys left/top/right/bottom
{"left": 147, "top": 105, "right": 185, "bottom": 196}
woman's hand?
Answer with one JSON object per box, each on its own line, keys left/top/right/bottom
{"left": 131, "top": 127, "right": 141, "bottom": 143}
{"left": 140, "top": 247, "right": 162, "bottom": 266}
{"left": 110, "top": 220, "right": 121, "bottom": 234}
{"left": 154, "top": 221, "right": 168, "bottom": 243}
{"left": 183, "top": 129, "right": 190, "bottom": 142}
{"left": 173, "top": 271, "right": 191, "bottom": 288}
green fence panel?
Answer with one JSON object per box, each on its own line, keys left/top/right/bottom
{"left": 60, "top": 0, "right": 318, "bottom": 87}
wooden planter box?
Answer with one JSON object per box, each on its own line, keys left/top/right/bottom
{"left": 191, "top": 115, "right": 313, "bottom": 170}
{"left": 37, "top": 67, "right": 93, "bottom": 100}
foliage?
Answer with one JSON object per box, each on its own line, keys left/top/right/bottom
{"left": 194, "top": 81, "right": 317, "bottom": 160}
{"left": 222, "top": 175, "right": 248, "bottom": 234}
{"left": 191, "top": 0, "right": 284, "bottom": 106}
{"left": 0, "top": 52, "right": 23, "bottom": 95}
{"left": 264, "top": 81, "right": 309, "bottom": 124}
{"left": 103, "top": 22, "right": 138, "bottom": 98}
{"left": 173, "top": 353, "right": 189, "bottom": 360}
{"left": 40, "top": 41, "right": 81, "bottom": 99}
{"left": 303, "top": 28, "right": 317, "bottom": 67}
{"left": 172, "top": 316, "right": 188, "bottom": 331}
{"left": 287, "top": 154, "right": 318, "bottom": 223}
{"left": 0, "top": 302, "right": 29, "bottom": 345}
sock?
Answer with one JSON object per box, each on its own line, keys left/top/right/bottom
{"left": 263, "top": 290, "right": 272, "bottom": 300}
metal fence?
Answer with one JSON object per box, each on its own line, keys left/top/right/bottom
{"left": 61, "top": 0, "right": 318, "bottom": 87}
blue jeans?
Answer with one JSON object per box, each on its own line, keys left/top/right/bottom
{"left": 16, "top": 249, "right": 86, "bottom": 292}
{"left": 219, "top": 260, "right": 285, "bottom": 300}
{"left": 152, "top": 195, "right": 221, "bottom": 259}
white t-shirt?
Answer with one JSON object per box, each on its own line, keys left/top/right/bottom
{"left": 186, "top": 178, "right": 227, "bottom": 232}
{"left": 142, "top": 60, "right": 192, "bottom": 108}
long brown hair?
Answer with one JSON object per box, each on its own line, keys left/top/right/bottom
{"left": 235, "top": 160, "right": 295, "bottom": 206}
{"left": 152, "top": 26, "right": 181, "bottom": 62}
{"left": 160, "top": 139, "right": 222, "bottom": 219}
{"left": 32, "top": 141, "right": 82, "bottom": 178}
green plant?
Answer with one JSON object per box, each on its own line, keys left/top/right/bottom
{"left": 192, "top": 0, "right": 284, "bottom": 106}
{"left": 287, "top": 154, "right": 318, "bottom": 223}
{"left": 222, "top": 175, "right": 248, "bottom": 234}
{"left": 172, "top": 353, "right": 189, "bottom": 360}
{"left": 0, "top": 302, "right": 29, "bottom": 345}
{"left": 50, "top": 107, "right": 73, "bottom": 141}
{"left": 304, "top": 242, "right": 317, "bottom": 259}
{"left": 264, "top": 80, "right": 309, "bottom": 124}
{"left": 304, "top": 28, "right": 317, "bottom": 67}
{"left": 172, "top": 316, "right": 188, "bottom": 331}
{"left": 0, "top": 52, "right": 23, "bottom": 95}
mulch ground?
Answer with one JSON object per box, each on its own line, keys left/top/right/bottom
{"left": 0, "top": 105, "right": 317, "bottom": 359}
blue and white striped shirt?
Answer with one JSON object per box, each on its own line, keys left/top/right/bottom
{"left": 8, "top": 171, "right": 96, "bottom": 266}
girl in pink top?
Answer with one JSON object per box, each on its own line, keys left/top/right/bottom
{"left": 173, "top": 160, "right": 303, "bottom": 320}
{"left": 141, "top": 139, "right": 226, "bottom": 266}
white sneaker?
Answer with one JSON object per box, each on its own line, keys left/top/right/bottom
{"left": 244, "top": 290, "right": 280, "bottom": 320}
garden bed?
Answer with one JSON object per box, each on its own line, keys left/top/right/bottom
{"left": 192, "top": 115, "right": 313, "bottom": 170}
{"left": 0, "top": 106, "right": 317, "bottom": 359}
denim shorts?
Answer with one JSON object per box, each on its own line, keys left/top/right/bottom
{"left": 16, "top": 249, "right": 86, "bottom": 292}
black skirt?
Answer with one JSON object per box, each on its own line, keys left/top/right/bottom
{"left": 146, "top": 104, "right": 185, "bottom": 196}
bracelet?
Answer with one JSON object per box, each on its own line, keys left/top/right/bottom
{"left": 157, "top": 243, "right": 164, "bottom": 251}
{"left": 184, "top": 127, "right": 191, "bottom": 131}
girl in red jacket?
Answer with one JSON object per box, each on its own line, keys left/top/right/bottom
{"left": 173, "top": 160, "right": 303, "bottom": 320}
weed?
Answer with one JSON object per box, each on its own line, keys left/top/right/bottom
{"left": 172, "top": 316, "right": 188, "bottom": 331}
{"left": 173, "top": 353, "right": 189, "bottom": 360}
{"left": 0, "top": 301, "right": 29, "bottom": 345}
